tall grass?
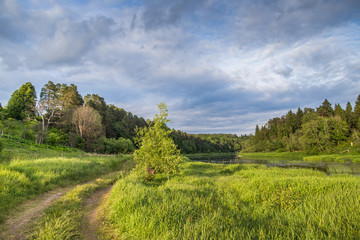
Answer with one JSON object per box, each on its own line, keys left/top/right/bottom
{"left": 103, "top": 162, "right": 360, "bottom": 239}
{"left": 0, "top": 139, "right": 130, "bottom": 223}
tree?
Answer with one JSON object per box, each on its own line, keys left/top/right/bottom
{"left": 59, "top": 84, "right": 83, "bottom": 110}
{"left": 317, "top": 99, "right": 334, "bottom": 117}
{"left": 72, "top": 106, "right": 103, "bottom": 151}
{"left": 334, "top": 103, "right": 346, "bottom": 121}
{"left": 345, "top": 101, "right": 354, "bottom": 128}
{"left": 7, "top": 82, "right": 36, "bottom": 120}
{"left": 134, "top": 103, "right": 182, "bottom": 181}
{"left": 36, "top": 81, "right": 61, "bottom": 139}
{"left": 84, "top": 94, "right": 107, "bottom": 123}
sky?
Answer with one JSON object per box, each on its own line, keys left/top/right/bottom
{"left": 1, "top": 0, "right": 360, "bottom": 135}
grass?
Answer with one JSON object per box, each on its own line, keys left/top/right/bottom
{"left": 102, "top": 162, "right": 360, "bottom": 239}
{"left": 30, "top": 171, "right": 126, "bottom": 240}
{"left": 185, "top": 152, "right": 236, "bottom": 160}
{"left": 240, "top": 151, "right": 360, "bottom": 163}
{"left": 303, "top": 154, "right": 360, "bottom": 163}
{"left": 0, "top": 138, "right": 131, "bottom": 224}
{"left": 239, "top": 151, "right": 306, "bottom": 160}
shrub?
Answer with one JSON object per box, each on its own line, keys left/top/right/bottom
{"left": 46, "top": 128, "right": 69, "bottom": 146}
{"left": 104, "top": 138, "right": 134, "bottom": 154}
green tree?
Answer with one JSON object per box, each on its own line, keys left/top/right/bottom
{"left": 59, "top": 84, "right": 83, "bottom": 110}
{"left": 134, "top": 103, "right": 182, "bottom": 181}
{"left": 84, "top": 94, "right": 107, "bottom": 123}
{"left": 7, "top": 82, "right": 36, "bottom": 120}
{"left": 334, "top": 103, "right": 346, "bottom": 121}
{"left": 300, "top": 117, "right": 330, "bottom": 154}
{"left": 317, "top": 99, "right": 334, "bottom": 117}
{"left": 345, "top": 102, "right": 354, "bottom": 129}
{"left": 353, "top": 95, "right": 360, "bottom": 126}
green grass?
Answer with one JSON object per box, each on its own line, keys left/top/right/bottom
{"left": 303, "top": 154, "right": 360, "bottom": 163}
{"left": 239, "top": 151, "right": 306, "bottom": 160}
{"left": 185, "top": 152, "right": 236, "bottom": 160}
{"left": 0, "top": 138, "right": 131, "bottom": 224}
{"left": 240, "top": 151, "right": 360, "bottom": 163}
{"left": 103, "top": 162, "right": 360, "bottom": 239}
{"left": 30, "top": 171, "right": 126, "bottom": 240}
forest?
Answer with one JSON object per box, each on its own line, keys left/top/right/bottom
{"left": 0, "top": 81, "right": 243, "bottom": 154}
{"left": 242, "top": 97, "right": 360, "bottom": 154}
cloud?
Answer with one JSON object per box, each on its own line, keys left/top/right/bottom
{"left": 35, "top": 16, "right": 114, "bottom": 66}
{"left": 234, "top": 0, "right": 360, "bottom": 47}
{"left": 141, "top": 0, "right": 208, "bottom": 30}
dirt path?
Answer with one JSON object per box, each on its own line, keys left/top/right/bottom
{"left": 0, "top": 186, "right": 72, "bottom": 240}
{"left": 0, "top": 160, "right": 133, "bottom": 240}
{"left": 80, "top": 185, "right": 113, "bottom": 240}
{"left": 79, "top": 160, "right": 135, "bottom": 240}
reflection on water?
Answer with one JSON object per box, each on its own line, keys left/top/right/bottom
{"left": 188, "top": 154, "right": 360, "bottom": 175}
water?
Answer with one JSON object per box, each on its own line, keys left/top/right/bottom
{"left": 188, "top": 154, "right": 360, "bottom": 175}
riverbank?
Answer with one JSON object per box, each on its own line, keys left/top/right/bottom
{"left": 185, "top": 152, "right": 236, "bottom": 160}
{"left": 239, "top": 152, "right": 360, "bottom": 163}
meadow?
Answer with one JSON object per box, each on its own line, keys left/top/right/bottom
{"left": 102, "top": 161, "right": 360, "bottom": 239}
{"left": 240, "top": 151, "right": 360, "bottom": 163}
{"left": 0, "top": 137, "right": 130, "bottom": 224}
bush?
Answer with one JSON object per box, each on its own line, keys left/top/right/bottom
{"left": 46, "top": 128, "right": 69, "bottom": 146}
{"left": 104, "top": 138, "right": 134, "bottom": 154}
{"left": 0, "top": 140, "right": 2, "bottom": 152}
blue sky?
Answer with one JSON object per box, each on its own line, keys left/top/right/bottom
{"left": 1, "top": 0, "right": 360, "bottom": 134}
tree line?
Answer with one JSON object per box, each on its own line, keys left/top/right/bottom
{"left": 170, "top": 131, "right": 246, "bottom": 153}
{"left": 242, "top": 97, "right": 360, "bottom": 154}
{"left": 0, "top": 81, "right": 147, "bottom": 152}
{"left": 0, "top": 81, "right": 245, "bottom": 154}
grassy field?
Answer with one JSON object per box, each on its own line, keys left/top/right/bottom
{"left": 102, "top": 161, "right": 360, "bottom": 239}
{"left": 240, "top": 151, "right": 360, "bottom": 163}
{"left": 0, "top": 138, "right": 130, "bottom": 224}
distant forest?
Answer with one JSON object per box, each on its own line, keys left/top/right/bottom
{"left": 0, "top": 81, "right": 244, "bottom": 153}
{"left": 242, "top": 97, "right": 360, "bottom": 154}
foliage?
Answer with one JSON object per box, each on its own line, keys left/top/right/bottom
{"left": 104, "top": 137, "right": 134, "bottom": 154}
{"left": 2, "top": 81, "right": 240, "bottom": 153}
{"left": 171, "top": 131, "right": 246, "bottom": 153}
{"left": 46, "top": 128, "right": 69, "bottom": 146}
{"left": 103, "top": 162, "right": 360, "bottom": 239}
{"left": 134, "top": 103, "right": 183, "bottom": 181}
{"left": 243, "top": 96, "right": 360, "bottom": 154}
{"left": 72, "top": 106, "right": 103, "bottom": 151}
{"left": 6, "top": 82, "right": 37, "bottom": 120}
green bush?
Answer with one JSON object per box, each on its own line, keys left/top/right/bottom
{"left": 0, "top": 140, "right": 2, "bottom": 152}
{"left": 46, "top": 128, "right": 69, "bottom": 146}
{"left": 104, "top": 138, "right": 134, "bottom": 154}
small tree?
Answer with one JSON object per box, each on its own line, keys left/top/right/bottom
{"left": 134, "top": 103, "right": 182, "bottom": 181}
